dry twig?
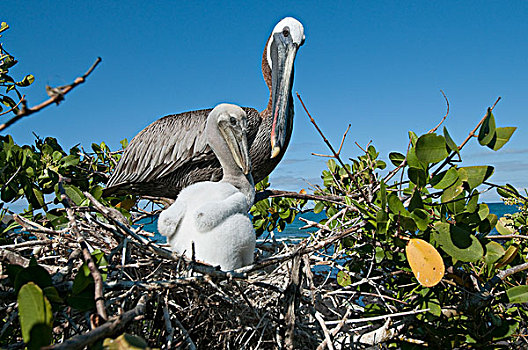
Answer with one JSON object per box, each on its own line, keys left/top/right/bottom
{"left": 0, "top": 57, "right": 102, "bottom": 131}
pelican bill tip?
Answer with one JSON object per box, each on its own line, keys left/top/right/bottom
{"left": 271, "top": 146, "right": 281, "bottom": 159}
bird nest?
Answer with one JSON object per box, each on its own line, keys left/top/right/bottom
{"left": 0, "top": 193, "right": 369, "bottom": 349}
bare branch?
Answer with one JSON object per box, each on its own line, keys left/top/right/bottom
{"left": 0, "top": 95, "right": 25, "bottom": 117}
{"left": 296, "top": 92, "right": 369, "bottom": 202}
{"left": 0, "top": 57, "right": 102, "bottom": 132}
{"left": 45, "top": 295, "right": 148, "bottom": 350}
{"left": 428, "top": 90, "right": 450, "bottom": 134}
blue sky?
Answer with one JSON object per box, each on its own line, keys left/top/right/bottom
{"left": 2, "top": 1, "right": 527, "bottom": 201}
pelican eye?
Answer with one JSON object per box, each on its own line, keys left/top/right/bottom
{"left": 282, "top": 27, "right": 290, "bottom": 37}
{"left": 229, "top": 116, "right": 237, "bottom": 126}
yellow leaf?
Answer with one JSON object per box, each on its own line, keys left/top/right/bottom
{"left": 406, "top": 238, "right": 445, "bottom": 287}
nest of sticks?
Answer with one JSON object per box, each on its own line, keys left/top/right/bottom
{"left": 0, "top": 190, "right": 381, "bottom": 349}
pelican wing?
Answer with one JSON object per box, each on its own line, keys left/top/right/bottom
{"left": 108, "top": 108, "right": 214, "bottom": 187}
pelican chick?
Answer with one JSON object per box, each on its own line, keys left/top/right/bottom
{"left": 158, "top": 104, "right": 255, "bottom": 270}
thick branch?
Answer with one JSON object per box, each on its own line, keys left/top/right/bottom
{"left": 485, "top": 262, "right": 528, "bottom": 292}
{"left": 283, "top": 255, "right": 303, "bottom": 350}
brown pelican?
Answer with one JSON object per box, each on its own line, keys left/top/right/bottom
{"left": 158, "top": 104, "right": 255, "bottom": 270}
{"left": 104, "top": 17, "right": 305, "bottom": 198}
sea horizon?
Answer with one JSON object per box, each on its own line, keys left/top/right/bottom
{"left": 142, "top": 201, "right": 519, "bottom": 244}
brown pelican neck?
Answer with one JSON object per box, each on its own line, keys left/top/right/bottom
{"left": 261, "top": 35, "right": 273, "bottom": 116}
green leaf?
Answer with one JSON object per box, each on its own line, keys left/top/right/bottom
{"left": 0, "top": 22, "right": 9, "bottom": 34}
{"left": 313, "top": 201, "right": 324, "bottom": 214}
{"left": 443, "top": 126, "right": 459, "bottom": 155}
{"left": 432, "top": 222, "right": 484, "bottom": 262}
{"left": 336, "top": 271, "right": 351, "bottom": 287}
{"left": 14, "top": 265, "right": 53, "bottom": 293}
{"left": 427, "top": 299, "right": 442, "bottom": 317}
{"left": 408, "top": 167, "right": 427, "bottom": 188}
{"left": 72, "top": 263, "right": 94, "bottom": 295}
{"left": 496, "top": 216, "right": 515, "bottom": 235}
{"left": 42, "top": 286, "right": 63, "bottom": 303}
{"left": 411, "top": 209, "right": 430, "bottom": 231}
{"left": 375, "top": 247, "right": 384, "bottom": 263}
{"left": 415, "top": 133, "right": 449, "bottom": 164}
{"left": 399, "top": 215, "right": 418, "bottom": 232}
{"left": 477, "top": 204, "right": 490, "bottom": 221}
{"left": 408, "top": 131, "right": 418, "bottom": 146}
{"left": 406, "top": 147, "right": 426, "bottom": 170}
{"left": 17, "top": 282, "right": 53, "bottom": 345}
{"left": 91, "top": 185, "right": 104, "bottom": 200}
{"left": 60, "top": 154, "right": 80, "bottom": 168}
{"left": 376, "top": 159, "right": 386, "bottom": 170}
{"left": 367, "top": 145, "right": 378, "bottom": 158}
{"left": 496, "top": 184, "right": 519, "bottom": 198}
{"left": 389, "top": 152, "right": 405, "bottom": 167}
{"left": 479, "top": 213, "right": 498, "bottom": 235}
{"left": 460, "top": 166, "right": 494, "bottom": 190}
{"left": 67, "top": 287, "right": 95, "bottom": 312}
{"left": 28, "top": 323, "right": 53, "bottom": 350}
{"left": 496, "top": 245, "right": 518, "bottom": 268}
{"left": 446, "top": 193, "right": 466, "bottom": 215}
{"left": 441, "top": 178, "right": 464, "bottom": 203}
{"left": 32, "top": 188, "right": 45, "bottom": 208}
{"left": 120, "top": 138, "right": 129, "bottom": 149}
{"left": 387, "top": 193, "right": 409, "bottom": 216}
{"left": 279, "top": 208, "right": 291, "bottom": 219}
{"left": 52, "top": 150, "right": 62, "bottom": 162}
{"left": 408, "top": 188, "right": 424, "bottom": 212}
{"left": 15, "top": 74, "right": 35, "bottom": 87}
{"left": 327, "top": 159, "right": 337, "bottom": 173}
{"left": 379, "top": 180, "right": 387, "bottom": 210}
{"left": 2, "top": 95, "right": 19, "bottom": 112}
{"left": 376, "top": 210, "right": 388, "bottom": 234}
{"left": 1, "top": 184, "right": 18, "bottom": 202}
{"left": 507, "top": 285, "right": 528, "bottom": 304}
{"left": 466, "top": 191, "right": 479, "bottom": 213}
{"left": 484, "top": 241, "right": 505, "bottom": 266}
{"left": 487, "top": 127, "right": 516, "bottom": 151}
{"left": 478, "top": 108, "right": 496, "bottom": 146}
{"left": 431, "top": 168, "right": 459, "bottom": 190}
{"left": 491, "top": 318, "right": 519, "bottom": 341}
{"left": 63, "top": 184, "right": 85, "bottom": 206}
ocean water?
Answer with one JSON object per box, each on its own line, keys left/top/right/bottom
{"left": 138, "top": 202, "right": 519, "bottom": 242}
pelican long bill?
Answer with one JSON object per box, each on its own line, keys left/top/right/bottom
{"left": 269, "top": 30, "right": 299, "bottom": 159}
{"left": 219, "top": 122, "right": 251, "bottom": 175}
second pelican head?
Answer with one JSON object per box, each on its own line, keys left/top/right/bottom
{"left": 206, "top": 104, "right": 251, "bottom": 175}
